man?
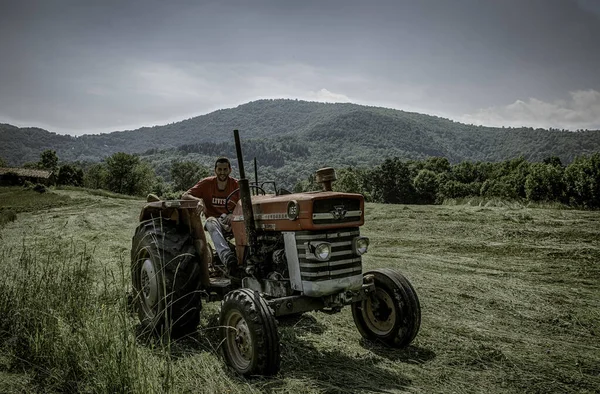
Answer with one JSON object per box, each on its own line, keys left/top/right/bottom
{"left": 182, "top": 157, "right": 239, "bottom": 270}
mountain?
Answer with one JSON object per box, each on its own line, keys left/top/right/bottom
{"left": 1, "top": 99, "right": 599, "bottom": 170}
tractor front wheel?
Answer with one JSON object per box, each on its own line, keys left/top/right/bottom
{"left": 219, "top": 289, "right": 281, "bottom": 376}
{"left": 352, "top": 268, "right": 421, "bottom": 347}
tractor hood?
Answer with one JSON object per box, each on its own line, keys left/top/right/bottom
{"left": 231, "top": 191, "right": 364, "bottom": 233}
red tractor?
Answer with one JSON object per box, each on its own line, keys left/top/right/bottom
{"left": 131, "top": 130, "right": 420, "bottom": 376}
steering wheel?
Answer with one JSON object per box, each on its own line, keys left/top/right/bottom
{"left": 225, "top": 185, "right": 266, "bottom": 214}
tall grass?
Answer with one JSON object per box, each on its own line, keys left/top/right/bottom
{"left": 0, "top": 239, "right": 167, "bottom": 392}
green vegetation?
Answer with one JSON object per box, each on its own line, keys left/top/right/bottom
{"left": 82, "top": 152, "right": 158, "bottom": 196}
{"left": 293, "top": 153, "right": 600, "bottom": 209}
{"left": 57, "top": 163, "right": 84, "bottom": 186}
{"left": 39, "top": 149, "right": 59, "bottom": 172}
{"left": 170, "top": 160, "right": 210, "bottom": 193}
{"left": 0, "top": 187, "right": 598, "bottom": 393}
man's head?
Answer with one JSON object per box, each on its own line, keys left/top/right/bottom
{"left": 214, "top": 157, "right": 231, "bottom": 182}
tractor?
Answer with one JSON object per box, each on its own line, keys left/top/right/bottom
{"left": 130, "top": 130, "right": 421, "bottom": 376}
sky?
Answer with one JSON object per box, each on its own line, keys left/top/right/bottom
{"left": 1, "top": 0, "right": 599, "bottom": 135}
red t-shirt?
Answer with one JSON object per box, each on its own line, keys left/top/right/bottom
{"left": 187, "top": 176, "right": 239, "bottom": 218}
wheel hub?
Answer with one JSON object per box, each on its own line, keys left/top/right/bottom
{"left": 234, "top": 320, "right": 252, "bottom": 360}
{"left": 363, "top": 288, "right": 396, "bottom": 336}
{"left": 225, "top": 311, "right": 253, "bottom": 370}
{"left": 140, "top": 258, "right": 158, "bottom": 308}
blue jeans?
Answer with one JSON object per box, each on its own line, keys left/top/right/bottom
{"left": 204, "top": 217, "right": 234, "bottom": 264}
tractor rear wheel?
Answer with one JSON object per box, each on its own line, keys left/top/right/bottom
{"left": 352, "top": 268, "right": 421, "bottom": 347}
{"left": 131, "top": 218, "right": 203, "bottom": 336}
{"left": 219, "top": 289, "right": 281, "bottom": 376}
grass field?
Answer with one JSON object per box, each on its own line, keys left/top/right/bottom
{"left": 0, "top": 186, "right": 598, "bottom": 393}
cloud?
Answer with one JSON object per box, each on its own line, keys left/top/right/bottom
{"left": 459, "top": 89, "right": 600, "bottom": 130}
{"left": 310, "top": 88, "right": 351, "bottom": 103}
{"left": 0, "top": 60, "right": 364, "bottom": 135}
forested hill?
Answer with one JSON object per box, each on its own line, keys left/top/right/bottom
{"left": 1, "top": 99, "right": 600, "bottom": 166}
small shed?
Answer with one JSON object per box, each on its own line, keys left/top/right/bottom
{"left": 0, "top": 168, "right": 56, "bottom": 186}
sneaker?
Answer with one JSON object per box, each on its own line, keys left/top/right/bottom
{"left": 224, "top": 252, "right": 238, "bottom": 269}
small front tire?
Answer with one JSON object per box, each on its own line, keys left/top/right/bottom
{"left": 219, "top": 289, "right": 281, "bottom": 376}
{"left": 352, "top": 268, "right": 421, "bottom": 347}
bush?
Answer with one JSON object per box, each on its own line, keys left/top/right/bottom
{"left": 33, "top": 184, "right": 47, "bottom": 193}
{"left": 480, "top": 178, "right": 519, "bottom": 199}
{"left": 0, "top": 209, "right": 17, "bottom": 228}
{"left": 57, "top": 164, "right": 84, "bottom": 186}
{"left": 438, "top": 180, "right": 479, "bottom": 200}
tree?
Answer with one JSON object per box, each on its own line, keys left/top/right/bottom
{"left": 564, "top": 153, "right": 600, "bottom": 208}
{"left": 57, "top": 164, "right": 84, "bottom": 186}
{"left": 370, "top": 158, "right": 416, "bottom": 204}
{"left": 170, "top": 160, "right": 209, "bottom": 192}
{"left": 104, "top": 152, "right": 156, "bottom": 195}
{"left": 480, "top": 178, "right": 518, "bottom": 199}
{"left": 293, "top": 173, "right": 319, "bottom": 193}
{"left": 524, "top": 163, "right": 565, "bottom": 202}
{"left": 131, "top": 161, "right": 158, "bottom": 196}
{"left": 543, "top": 156, "right": 563, "bottom": 168}
{"left": 452, "top": 161, "right": 480, "bottom": 184}
{"left": 333, "top": 167, "right": 363, "bottom": 194}
{"left": 424, "top": 157, "right": 450, "bottom": 174}
{"left": 84, "top": 163, "right": 108, "bottom": 189}
{"left": 39, "top": 150, "right": 59, "bottom": 172}
{"left": 413, "top": 169, "right": 439, "bottom": 204}
{"left": 0, "top": 157, "right": 6, "bottom": 167}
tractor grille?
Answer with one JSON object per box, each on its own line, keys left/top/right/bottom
{"left": 295, "top": 228, "right": 362, "bottom": 282}
{"left": 312, "top": 198, "right": 362, "bottom": 225}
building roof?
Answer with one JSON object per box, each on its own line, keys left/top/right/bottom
{"left": 0, "top": 167, "right": 54, "bottom": 178}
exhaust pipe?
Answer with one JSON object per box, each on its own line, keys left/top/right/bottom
{"left": 233, "top": 129, "right": 257, "bottom": 253}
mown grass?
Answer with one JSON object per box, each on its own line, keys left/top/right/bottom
{"left": 0, "top": 186, "right": 598, "bottom": 393}
{"left": 55, "top": 185, "right": 142, "bottom": 200}
{"left": 0, "top": 186, "right": 73, "bottom": 213}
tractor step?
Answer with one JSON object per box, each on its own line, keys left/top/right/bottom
{"left": 206, "top": 277, "right": 233, "bottom": 302}
{"left": 209, "top": 277, "right": 232, "bottom": 287}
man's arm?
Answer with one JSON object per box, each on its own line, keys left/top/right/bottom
{"left": 182, "top": 180, "right": 207, "bottom": 217}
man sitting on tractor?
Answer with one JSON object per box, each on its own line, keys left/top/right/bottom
{"left": 182, "top": 157, "right": 239, "bottom": 271}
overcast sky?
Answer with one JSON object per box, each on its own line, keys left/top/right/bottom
{"left": 1, "top": 0, "right": 599, "bottom": 135}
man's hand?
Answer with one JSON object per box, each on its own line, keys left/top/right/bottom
{"left": 223, "top": 213, "right": 233, "bottom": 226}
{"left": 195, "top": 200, "right": 205, "bottom": 217}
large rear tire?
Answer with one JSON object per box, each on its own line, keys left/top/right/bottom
{"left": 352, "top": 268, "right": 421, "bottom": 347}
{"left": 131, "top": 218, "right": 202, "bottom": 336}
{"left": 219, "top": 289, "right": 281, "bottom": 376}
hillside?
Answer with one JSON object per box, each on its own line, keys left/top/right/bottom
{"left": 1, "top": 99, "right": 600, "bottom": 169}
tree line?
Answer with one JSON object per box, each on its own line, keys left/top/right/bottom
{"left": 294, "top": 154, "right": 600, "bottom": 209}
{"left": 3, "top": 150, "right": 599, "bottom": 209}
{"left": 13, "top": 150, "right": 210, "bottom": 198}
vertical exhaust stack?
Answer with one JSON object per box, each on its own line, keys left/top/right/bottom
{"left": 234, "top": 129, "right": 257, "bottom": 254}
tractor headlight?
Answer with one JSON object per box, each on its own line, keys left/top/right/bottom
{"left": 308, "top": 241, "right": 331, "bottom": 261}
{"left": 353, "top": 236, "right": 369, "bottom": 255}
